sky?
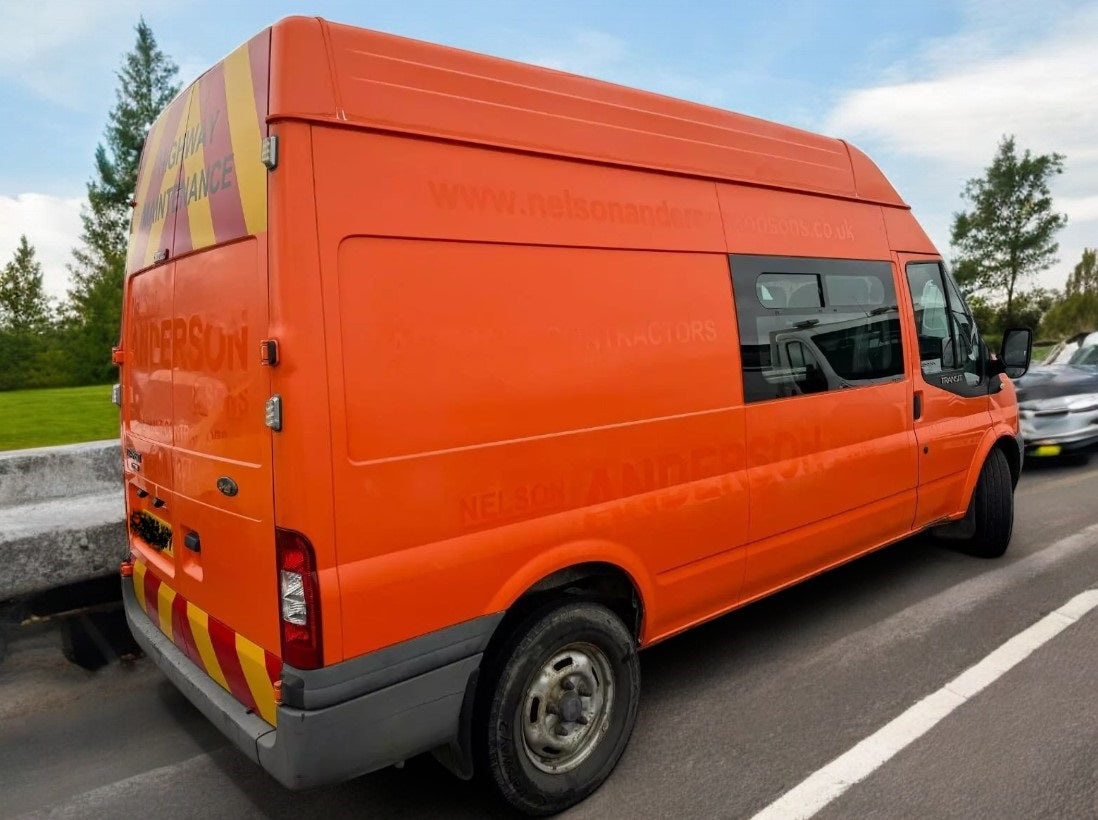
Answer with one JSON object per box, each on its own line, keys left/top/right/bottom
{"left": 1, "top": 0, "right": 1096, "bottom": 303}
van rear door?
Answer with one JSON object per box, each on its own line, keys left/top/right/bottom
{"left": 121, "top": 32, "right": 279, "bottom": 715}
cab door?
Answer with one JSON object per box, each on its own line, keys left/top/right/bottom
{"left": 897, "top": 253, "right": 992, "bottom": 528}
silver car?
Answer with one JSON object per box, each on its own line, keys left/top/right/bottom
{"left": 1015, "top": 343, "right": 1098, "bottom": 458}
{"left": 1040, "top": 330, "right": 1098, "bottom": 366}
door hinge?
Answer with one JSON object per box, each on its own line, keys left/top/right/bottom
{"left": 261, "top": 135, "right": 279, "bottom": 170}
{"left": 265, "top": 395, "right": 283, "bottom": 432}
{"left": 260, "top": 338, "right": 280, "bottom": 366}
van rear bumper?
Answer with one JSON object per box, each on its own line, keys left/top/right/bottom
{"left": 123, "top": 578, "right": 501, "bottom": 788}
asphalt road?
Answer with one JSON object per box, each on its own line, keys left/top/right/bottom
{"left": 2, "top": 455, "right": 1097, "bottom": 819}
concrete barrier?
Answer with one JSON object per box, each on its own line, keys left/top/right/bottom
{"left": 0, "top": 441, "right": 124, "bottom": 601}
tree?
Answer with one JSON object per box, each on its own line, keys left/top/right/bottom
{"left": 65, "top": 19, "right": 179, "bottom": 384}
{"left": 1065, "top": 247, "right": 1098, "bottom": 297}
{"left": 950, "top": 135, "right": 1067, "bottom": 324}
{"left": 0, "top": 236, "right": 51, "bottom": 332}
{"left": 1041, "top": 248, "right": 1098, "bottom": 339}
{"left": 0, "top": 237, "right": 69, "bottom": 390}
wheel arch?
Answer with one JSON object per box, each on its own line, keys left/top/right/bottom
{"left": 959, "top": 426, "right": 1022, "bottom": 513}
{"left": 485, "top": 540, "right": 654, "bottom": 642}
{"left": 434, "top": 543, "right": 652, "bottom": 781}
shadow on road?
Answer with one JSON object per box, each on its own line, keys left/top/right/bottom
{"left": 164, "top": 532, "right": 979, "bottom": 818}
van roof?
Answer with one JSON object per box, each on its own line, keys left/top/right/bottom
{"left": 268, "top": 17, "right": 907, "bottom": 207}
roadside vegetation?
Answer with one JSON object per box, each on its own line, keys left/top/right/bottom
{"left": 953, "top": 137, "right": 1096, "bottom": 348}
{"left": 0, "top": 385, "right": 118, "bottom": 451}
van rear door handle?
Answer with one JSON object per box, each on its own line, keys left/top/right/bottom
{"left": 913, "top": 390, "right": 924, "bottom": 421}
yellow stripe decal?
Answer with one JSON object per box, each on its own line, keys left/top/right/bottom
{"left": 223, "top": 42, "right": 267, "bottom": 235}
{"left": 127, "top": 114, "right": 171, "bottom": 272}
{"left": 236, "top": 632, "right": 278, "bottom": 725}
{"left": 143, "top": 88, "right": 194, "bottom": 268}
{"left": 132, "top": 560, "right": 147, "bottom": 614}
{"left": 156, "top": 582, "right": 176, "bottom": 641}
{"left": 187, "top": 602, "right": 230, "bottom": 691}
{"left": 181, "top": 88, "right": 217, "bottom": 251}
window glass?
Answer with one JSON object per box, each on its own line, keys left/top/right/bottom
{"left": 906, "top": 262, "right": 982, "bottom": 386}
{"left": 732, "top": 256, "right": 904, "bottom": 403}
{"left": 906, "top": 262, "right": 951, "bottom": 375}
{"left": 757, "top": 273, "right": 821, "bottom": 308}
{"left": 942, "top": 272, "right": 982, "bottom": 385}
{"left": 1069, "top": 345, "right": 1098, "bottom": 366}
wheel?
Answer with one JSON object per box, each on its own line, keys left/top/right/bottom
{"left": 959, "top": 448, "right": 1014, "bottom": 558}
{"left": 476, "top": 601, "right": 640, "bottom": 816}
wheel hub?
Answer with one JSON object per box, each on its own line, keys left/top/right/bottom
{"left": 519, "top": 642, "right": 616, "bottom": 774}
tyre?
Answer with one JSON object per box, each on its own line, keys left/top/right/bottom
{"left": 476, "top": 601, "right": 640, "bottom": 816}
{"left": 958, "top": 448, "right": 1014, "bottom": 558}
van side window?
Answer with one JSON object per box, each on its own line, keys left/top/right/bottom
{"left": 905, "top": 261, "right": 983, "bottom": 390}
{"left": 731, "top": 255, "right": 904, "bottom": 403}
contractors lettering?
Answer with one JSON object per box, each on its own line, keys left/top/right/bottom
{"left": 131, "top": 314, "right": 248, "bottom": 372}
{"left": 591, "top": 319, "right": 718, "bottom": 353}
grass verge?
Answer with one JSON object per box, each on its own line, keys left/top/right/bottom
{"left": 0, "top": 385, "right": 118, "bottom": 451}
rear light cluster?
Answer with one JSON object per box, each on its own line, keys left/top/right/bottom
{"left": 275, "top": 527, "right": 323, "bottom": 669}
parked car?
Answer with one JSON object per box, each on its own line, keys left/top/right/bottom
{"left": 1015, "top": 342, "right": 1098, "bottom": 458}
{"left": 1039, "top": 331, "right": 1098, "bottom": 366}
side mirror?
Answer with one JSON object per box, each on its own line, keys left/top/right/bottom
{"left": 1000, "top": 328, "right": 1033, "bottom": 379}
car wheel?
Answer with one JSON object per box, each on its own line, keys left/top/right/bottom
{"left": 960, "top": 448, "right": 1014, "bottom": 558}
{"left": 476, "top": 601, "right": 640, "bottom": 816}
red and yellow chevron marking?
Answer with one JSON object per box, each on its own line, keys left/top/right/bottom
{"left": 132, "top": 560, "right": 280, "bottom": 725}
{"left": 126, "top": 30, "right": 269, "bottom": 274}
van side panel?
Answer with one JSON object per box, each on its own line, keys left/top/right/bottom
{"left": 311, "top": 130, "right": 727, "bottom": 253}
{"left": 715, "top": 184, "right": 890, "bottom": 258}
{"left": 882, "top": 206, "right": 936, "bottom": 254}
{"left": 311, "top": 127, "right": 751, "bottom": 655}
{"left": 330, "top": 239, "right": 748, "bottom": 654}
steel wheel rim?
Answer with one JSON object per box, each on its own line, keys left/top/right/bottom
{"left": 519, "top": 641, "right": 615, "bottom": 774}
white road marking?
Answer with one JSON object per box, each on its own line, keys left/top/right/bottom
{"left": 751, "top": 588, "right": 1098, "bottom": 820}
{"left": 810, "top": 522, "right": 1098, "bottom": 666}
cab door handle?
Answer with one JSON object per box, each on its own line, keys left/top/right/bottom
{"left": 913, "top": 390, "right": 924, "bottom": 421}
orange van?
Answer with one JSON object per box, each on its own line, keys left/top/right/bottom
{"left": 118, "top": 17, "right": 1033, "bottom": 815}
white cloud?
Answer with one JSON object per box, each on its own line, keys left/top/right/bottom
{"left": 825, "top": 1, "right": 1098, "bottom": 292}
{"left": 826, "top": 43, "right": 1098, "bottom": 167}
{"left": 517, "top": 28, "right": 731, "bottom": 108}
{"left": 1060, "top": 195, "right": 1098, "bottom": 223}
{"left": 0, "top": 194, "right": 83, "bottom": 303}
{"left": 526, "top": 29, "right": 631, "bottom": 78}
{"left": 0, "top": 0, "right": 176, "bottom": 107}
